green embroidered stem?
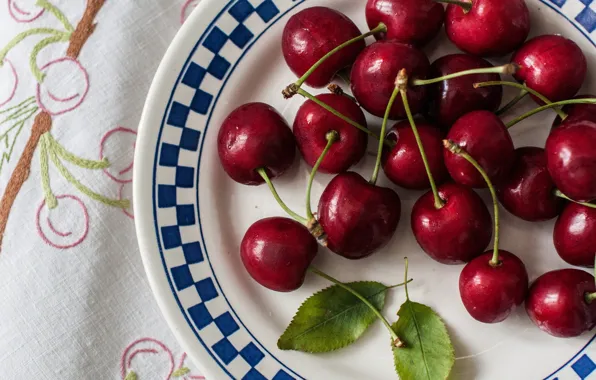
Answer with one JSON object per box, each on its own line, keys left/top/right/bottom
{"left": 30, "top": 34, "right": 70, "bottom": 83}
{"left": 45, "top": 134, "right": 110, "bottom": 169}
{"left": 0, "top": 119, "right": 27, "bottom": 173}
{"left": 0, "top": 97, "right": 35, "bottom": 115}
{"left": 554, "top": 189, "right": 596, "bottom": 209}
{"left": 496, "top": 89, "right": 528, "bottom": 116}
{"left": 257, "top": 168, "right": 308, "bottom": 225}
{"left": 36, "top": 0, "right": 75, "bottom": 32}
{"left": 505, "top": 98, "right": 596, "bottom": 128}
{"left": 1, "top": 106, "right": 38, "bottom": 127}
{"left": 0, "top": 28, "right": 68, "bottom": 64}
{"left": 40, "top": 134, "right": 58, "bottom": 209}
{"left": 47, "top": 146, "right": 129, "bottom": 208}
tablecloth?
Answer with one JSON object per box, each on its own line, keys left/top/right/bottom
{"left": 0, "top": 1, "right": 206, "bottom": 378}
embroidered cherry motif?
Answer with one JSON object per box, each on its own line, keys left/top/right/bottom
{"left": 8, "top": 0, "right": 45, "bottom": 22}
{"left": 0, "top": 59, "right": 18, "bottom": 107}
{"left": 36, "top": 57, "right": 89, "bottom": 116}
{"left": 36, "top": 194, "right": 90, "bottom": 249}
{"left": 554, "top": 203, "right": 596, "bottom": 268}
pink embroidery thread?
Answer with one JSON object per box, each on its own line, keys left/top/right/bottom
{"left": 128, "top": 348, "right": 159, "bottom": 367}
{"left": 180, "top": 0, "right": 199, "bottom": 24}
{"left": 8, "top": 0, "right": 45, "bottom": 22}
{"left": 99, "top": 126, "right": 137, "bottom": 184}
{"left": 36, "top": 57, "right": 89, "bottom": 116}
{"left": 47, "top": 91, "right": 79, "bottom": 102}
{"left": 0, "top": 59, "right": 18, "bottom": 107}
{"left": 46, "top": 216, "right": 72, "bottom": 237}
{"left": 178, "top": 353, "right": 206, "bottom": 380}
{"left": 36, "top": 194, "right": 89, "bottom": 249}
{"left": 120, "top": 338, "right": 175, "bottom": 380}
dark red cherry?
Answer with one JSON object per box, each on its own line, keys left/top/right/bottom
{"left": 445, "top": 0, "right": 530, "bottom": 57}
{"left": 426, "top": 54, "right": 503, "bottom": 131}
{"left": 241, "top": 217, "right": 317, "bottom": 292}
{"left": 444, "top": 111, "right": 515, "bottom": 188}
{"left": 317, "top": 172, "right": 401, "bottom": 259}
{"left": 526, "top": 269, "right": 596, "bottom": 337}
{"left": 382, "top": 120, "right": 448, "bottom": 190}
{"left": 546, "top": 120, "right": 596, "bottom": 202}
{"left": 282, "top": 7, "right": 365, "bottom": 88}
{"left": 553, "top": 95, "right": 596, "bottom": 128}
{"left": 554, "top": 203, "right": 596, "bottom": 268}
{"left": 351, "top": 41, "right": 430, "bottom": 119}
{"left": 411, "top": 182, "right": 492, "bottom": 264}
{"left": 460, "top": 250, "right": 529, "bottom": 323}
{"left": 218, "top": 103, "right": 295, "bottom": 185}
{"left": 513, "top": 35, "right": 587, "bottom": 103}
{"left": 497, "top": 147, "right": 563, "bottom": 222}
{"left": 293, "top": 94, "right": 368, "bottom": 174}
{"left": 365, "top": 0, "right": 444, "bottom": 46}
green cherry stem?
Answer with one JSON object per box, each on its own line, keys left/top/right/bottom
{"left": 496, "top": 89, "right": 528, "bottom": 116}
{"left": 306, "top": 130, "right": 339, "bottom": 220}
{"left": 554, "top": 189, "right": 596, "bottom": 209}
{"left": 399, "top": 70, "right": 445, "bottom": 209}
{"left": 370, "top": 72, "right": 401, "bottom": 185}
{"left": 505, "top": 98, "right": 596, "bottom": 128}
{"left": 257, "top": 168, "right": 308, "bottom": 225}
{"left": 283, "top": 23, "right": 387, "bottom": 97}
{"left": 412, "top": 64, "right": 518, "bottom": 87}
{"left": 585, "top": 292, "right": 596, "bottom": 304}
{"left": 433, "top": 0, "right": 473, "bottom": 12}
{"left": 444, "top": 140, "right": 501, "bottom": 266}
{"left": 309, "top": 266, "right": 400, "bottom": 342}
{"left": 327, "top": 83, "right": 357, "bottom": 103}
{"left": 474, "top": 80, "right": 567, "bottom": 120}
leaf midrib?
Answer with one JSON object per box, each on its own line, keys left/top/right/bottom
{"left": 407, "top": 301, "right": 432, "bottom": 380}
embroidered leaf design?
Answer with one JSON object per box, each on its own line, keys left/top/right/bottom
{"left": 0, "top": 104, "right": 38, "bottom": 175}
{"left": 124, "top": 371, "right": 138, "bottom": 380}
{"left": 172, "top": 367, "right": 191, "bottom": 377}
{"left": 391, "top": 300, "right": 454, "bottom": 380}
{"left": 278, "top": 281, "right": 388, "bottom": 353}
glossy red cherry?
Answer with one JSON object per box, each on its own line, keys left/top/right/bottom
{"left": 553, "top": 95, "right": 596, "bottom": 127}
{"left": 218, "top": 103, "right": 295, "bottom": 185}
{"left": 513, "top": 35, "right": 587, "bottom": 103}
{"left": 282, "top": 7, "right": 365, "bottom": 88}
{"left": 351, "top": 41, "right": 430, "bottom": 119}
{"left": 365, "top": 0, "right": 444, "bottom": 46}
{"left": 241, "top": 217, "right": 317, "bottom": 292}
{"left": 445, "top": 0, "right": 530, "bottom": 57}
{"left": 526, "top": 269, "right": 596, "bottom": 337}
{"left": 546, "top": 119, "right": 596, "bottom": 202}
{"left": 382, "top": 120, "right": 448, "bottom": 190}
{"left": 460, "top": 250, "right": 529, "bottom": 323}
{"left": 497, "top": 147, "right": 562, "bottom": 222}
{"left": 426, "top": 54, "right": 502, "bottom": 131}
{"left": 444, "top": 111, "right": 515, "bottom": 188}
{"left": 554, "top": 203, "right": 596, "bottom": 267}
{"left": 293, "top": 94, "right": 368, "bottom": 174}
{"left": 317, "top": 172, "right": 401, "bottom": 259}
{"left": 411, "top": 182, "right": 492, "bottom": 264}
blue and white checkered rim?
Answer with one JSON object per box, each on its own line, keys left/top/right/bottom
{"left": 136, "top": 0, "right": 596, "bottom": 378}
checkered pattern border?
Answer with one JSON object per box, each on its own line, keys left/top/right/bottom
{"left": 151, "top": 0, "right": 596, "bottom": 378}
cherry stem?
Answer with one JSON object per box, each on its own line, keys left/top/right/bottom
{"left": 403, "top": 257, "right": 411, "bottom": 301}
{"left": 306, "top": 130, "right": 339, "bottom": 220}
{"left": 505, "top": 98, "right": 596, "bottom": 128}
{"left": 289, "top": 23, "right": 387, "bottom": 91}
{"left": 433, "top": 0, "right": 473, "bottom": 12}
{"left": 399, "top": 70, "right": 445, "bottom": 209}
{"left": 474, "top": 80, "right": 567, "bottom": 120}
{"left": 496, "top": 89, "right": 528, "bottom": 116}
{"left": 443, "top": 140, "right": 501, "bottom": 266}
{"left": 309, "top": 266, "right": 399, "bottom": 341}
{"left": 370, "top": 73, "right": 401, "bottom": 185}
{"left": 554, "top": 189, "right": 596, "bottom": 209}
{"left": 328, "top": 83, "right": 357, "bottom": 103}
{"left": 257, "top": 168, "right": 308, "bottom": 225}
{"left": 585, "top": 292, "right": 596, "bottom": 304}
{"left": 412, "top": 64, "right": 518, "bottom": 87}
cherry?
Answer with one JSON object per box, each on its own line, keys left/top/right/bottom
{"left": 382, "top": 120, "right": 448, "bottom": 190}
{"left": 282, "top": 7, "right": 365, "bottom": 88}
{"left": 444, "top": 0, "right": 530, "bottom": 57}
{"left": 218, "top": 103, "right": 295, "bottom": 185}
{"left": 512, "top": 35, "right": 587, "bottom": 103}
{"left": 459, "top": 250, "right": 529, "bottom": 323}
{"left": 546, "top": 119, "right": 596, "bottom": 202}
{"left": 350, "top": 41, "right": 430, "bottom": 119}
{"left": 526, "top": 269, "right": 596, "bottom": 338}
{"left": 444, "top": 110, "right": 515, "bottom": 188}
{"left": 365, "top": 0, "right": 444, "bottom": 46}
{"left": 412, "top": 182, "right": 492, "bottom": 264}
{"left": 497, "top": 147, "right": 563, "bottom": 222}
{"left": 425, "top": 54, "right": 502, "bottom": 131}
{"left": 317, "top": 172, "right": 401, "bottom": 259}
{"left": 293, "top": 93, "right": 368, "bottom": 174}
{"left": 241, "top": 217, "right": 317, "bottom": 292}
{"left": 553, "top": 95, "right": 596, "bottom": 127}
{"left": 554, "top": 203, "right": 596, "bottom": 268}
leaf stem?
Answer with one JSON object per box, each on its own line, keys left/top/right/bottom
{"left": 388, "top": 278, "right": 414, "bottom": 289}
{"left": 36, "top": 0, "right": 75, "bottom": 32}
{"left": 306, "top": 131, "right": 338, "bottom": 220}
{"left": 0, "top": 28, "right": 69, "bottom": 65}
{"left": 399, "top": 70, "right": 444, "bottom": 208}
{"left": 39, "top": 134, "right": 58, "bottom": 209}
{"left": 496, "top": 89, "right": 528, "bottom": 116}
{"left": 309, "top": 266, "right": 399, "bottom": 341}
{"left": 444, "top": 140, "right": 500, "bottom": 266}
{"left": 30, "top": 34, "right": 70, "bottom": 83}
{"left": 412, "top": 64, "right": 517, "bottom": 87}
{"left": 403, "top": 257, "right": 411, "bottom": 301}
{"left": 0, "top": 97, "right": 35, "bottom": 115}
{"left": 257, "top": 168, "right": 308, "bottom": 225}
{"left": 553, "top": 189, "right": 596, "bottom": 209}
{"left": 46, "top": 133, "right": 110, "bottom": 169}
{"left": 505, "top": 98, "right": 596, "bottom": 128}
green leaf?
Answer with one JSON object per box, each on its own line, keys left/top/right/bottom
{"left": 124, "top": 371, "right": 138, "bottom": 380}
{"left": 278, "top": 281, "right": 388, "bottom": 353}
{"left": 172, "top": 367, "right": 191, "bottom": 377}
{"left": 392, "top": 300, "right": 454, "bottom": 380}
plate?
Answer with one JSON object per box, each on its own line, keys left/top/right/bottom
{"left": 133, "top": 0, "right": 596, "bottom": 379}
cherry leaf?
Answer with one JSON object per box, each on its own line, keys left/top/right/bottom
{"left": 392, "top": 300, "right": 454, "bottom": 380}
{"left": 278, "top": 281, "right": 388, "bottom": 353}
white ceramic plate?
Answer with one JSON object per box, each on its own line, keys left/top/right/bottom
{"left": 134, "top": 1, "right": 596, "bottom": 378}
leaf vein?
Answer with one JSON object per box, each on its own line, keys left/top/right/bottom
{"left": 407, "top": 301, "right": 432, "bottom": 380}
